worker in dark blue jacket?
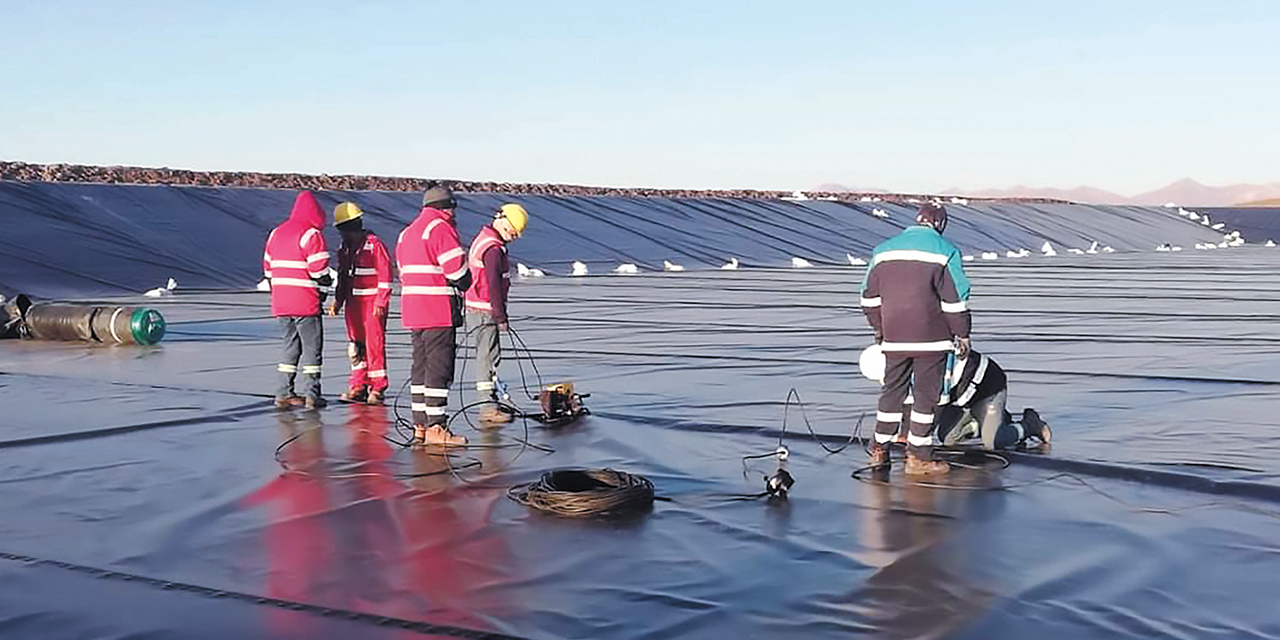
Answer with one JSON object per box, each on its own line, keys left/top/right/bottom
{"left": 860, "top": 202, "right": 970, "bottom": 476}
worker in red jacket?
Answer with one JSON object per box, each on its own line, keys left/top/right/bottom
{"left": 465, "top": 203, "right": 529, "bottom": 422}
{"left": 263, "top": 191, "right": 331, "bottom": 410}
{"left": 329, "top": 202, "right": 394, "bottom": 405}
{"left": 395, "top": 185, "right": 472, "bottom": 445}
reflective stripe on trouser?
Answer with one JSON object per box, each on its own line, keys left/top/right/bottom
{"left": 276, "top": 315, "right": 323, "bottom": 400}
{"left": 466, "top": 311, "right": 501, "bottom": 396}
{"left": 935, "top": 388, "right": 1019, "bottom": 450}
{"left": 875, "top": 352, "right": 948, "bottom": 459}
{"left": 411, "top": 327, "right": 456, "bottom": 426}
{"left": 345, "top": 298, "right": 389, "bottom": 392}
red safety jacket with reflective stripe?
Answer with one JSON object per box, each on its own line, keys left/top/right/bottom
{"left": 396, "top": 207, "right": 468, "bottom": 329}
{"left": 464, "top": 225, "right": 510, "bottom": 322}
{"left": 264, "top": 192, "right": 330, "bottom": 317}
{"left": 335, "top": 232, "right": 393, "bottom": 310}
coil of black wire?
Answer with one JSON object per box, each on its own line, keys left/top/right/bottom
{"left": 508, "top": 468, "right": 655, "bottom": 517}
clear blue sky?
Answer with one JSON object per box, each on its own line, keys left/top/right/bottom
{"left": 2, "top": 0, "right": 1277, "bottom": 194}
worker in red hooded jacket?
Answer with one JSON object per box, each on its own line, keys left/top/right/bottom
{"left": 263, "top": 191, "right": 332, "bottom": 409}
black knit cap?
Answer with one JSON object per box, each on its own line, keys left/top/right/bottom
{"left": 916, "top": 202, "right": 948, "bottom": 233}
{"left": 422, "top": 184, "right": 457, "bottom": 209}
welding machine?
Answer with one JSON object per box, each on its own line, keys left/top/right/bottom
{"left": 536, "top": 382, "right": 590, "bottom": 426}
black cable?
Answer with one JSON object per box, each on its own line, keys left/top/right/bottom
{"left": 388, "top": 322, "right": 540, "bottom": 442}
{"left": 451, "top": 328, "right": 533, "bottom": 435}
{"left": 272, "top": 424, "right": 484, "bottom": 480}
{"left": 734, "top": 388, "right": 867, "bottom": 501}
{"left": 780, "top": 388, "right": 863, "bottom": 454}
{"left": 508, "top": 468, "right": 655, "bottom": 517}
{"left": 390, "top": 323, "right": 484, "bottom": 436}
{"left": 275, "top": 326, "right": 522, "bottom": 481}
{"left": 506, "top": 324, "right": 545, "bottom": 400}
{"left": 389, "top": 316, "right": 560, "bottom": 487}
{"left": 449, "top": 319, "right": 561, "bottom": 478}
{"left": 849, "top": 445, "right": 1012, "bottom": 487}
{"left": 446, "top": 400, "right": 554, "bottom": 452}
{"left": 740, "top": 388, "right": 864, "bottom": 469}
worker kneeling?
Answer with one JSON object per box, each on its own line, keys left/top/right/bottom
{"left": 465, "top": 203, "right": 528, "bottom": 423}
{"left": 861, "top": 344, "right": 1051, "bottom": 453}
{"left": 934, "top": 348, "right": 1051, "bottom": 450}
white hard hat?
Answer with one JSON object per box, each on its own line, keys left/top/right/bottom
{"left": 859, "top": 344, "right": 885, "bottom": 382}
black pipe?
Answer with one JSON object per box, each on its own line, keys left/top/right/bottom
{"left": 22, "top": 304, "right": 166, "bottom": 345}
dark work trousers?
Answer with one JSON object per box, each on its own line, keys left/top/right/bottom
{"left": 875, "top": 352, "right": 949, "bottom": 460}
{"left": 411, "top": 327, "right": 456, "bottom": 427}
{"left": 277, "top": 315, "right": 323, "bottom": 401}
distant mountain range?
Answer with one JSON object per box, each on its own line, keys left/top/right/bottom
{"left": 816, "top": 178, "right": 1280, "bottom": 206}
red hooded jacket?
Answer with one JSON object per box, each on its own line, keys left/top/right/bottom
{"left": 264, "top": 192, "right": 331, "bottom": 317}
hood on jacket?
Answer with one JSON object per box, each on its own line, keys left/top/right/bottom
{"left": 288, "top": 191, "right": 325, "bottom": 229}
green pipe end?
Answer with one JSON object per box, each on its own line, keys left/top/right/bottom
{"left": 130, "top": 307, "right": 166, "bottom": 345}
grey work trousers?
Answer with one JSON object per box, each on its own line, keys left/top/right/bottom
{"left": 466, "top": 311, "right": 502, "bottom": 398}
{"left": 277, "top": 315, "right": 323, "bottom": 401}
{"left": 935, "top": 389, "right": 1022, "bottom": 450}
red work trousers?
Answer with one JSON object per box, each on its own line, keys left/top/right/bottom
{"left": 344, "top": 298, "right": 388, "bottom": 393}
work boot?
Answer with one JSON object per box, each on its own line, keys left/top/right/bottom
{"left": 340, "top": 385, "right": 368, "bottom": 403}
{"left": 479, "top": 405, "right": 513, "bottom": 424}
{"left": 303, "top": 396, "right": 327, "bottom": 410}
{"left": 1021, "top": 408, "right": 1051, "bottom": 443}
{"left": 868, "top": 442, "right": 891, "bottom": 469}
{"left": 365, "top": 388, "right": 385, "bottom": 406}
{"left": 415, "top": 424, "right": 468, "bottom": 447}
{"left": 905, "top": 452, "right": 950, "bottom": 476}
{"left": 274, "top": 395, "right": 304, "bottom": 410}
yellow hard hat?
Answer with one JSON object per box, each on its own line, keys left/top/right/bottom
{"left": 334, "top": 202, "right": 363, "bottom": 225}
{"left": 498, "top": 203, "right": 529, "bottom": 234}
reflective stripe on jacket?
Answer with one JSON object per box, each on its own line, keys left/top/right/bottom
{"left": 464, "top": 224, "right": 509, "bottom": 322}
{"left": 860, "top": 226, "right": 970, "bottom": 353}
{"left": 336, "top": 232, "right": 393, "bottom": 309}
{"left": 396, "top": 207, "right": 468, "bottom": 329}
{"left": 264, "top": 191, "right": 330, "bottom": 317}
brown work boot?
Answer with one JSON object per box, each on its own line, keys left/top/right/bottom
{"left": 479, "top": 405, "right": 513, "bottom": 424}
{"left": 905, "top": 452, "right": 950, "bottom": 476}
{"left": 868, "top": 443, "right": 891, "bottom": 469}
{"left": 303, "top": 396, "right": 327, "bottom": 410}
{"left": 415, "top": 424, "right": 468, "bottom": 447}
{"left": 340, "top": 385, "right": 368, "bottom": 403}
{"left": 365, "top": 388, "right": 385, "bottom": 406}
{"left": 274, "top": 395, "right": 304, "bottom": 410}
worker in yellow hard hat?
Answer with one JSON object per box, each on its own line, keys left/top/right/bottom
{"left": 329, "top": 201, "right": 395, "bottom": 405}
{"left": 464, "top": 203, "right": 528, "bottom": 423}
